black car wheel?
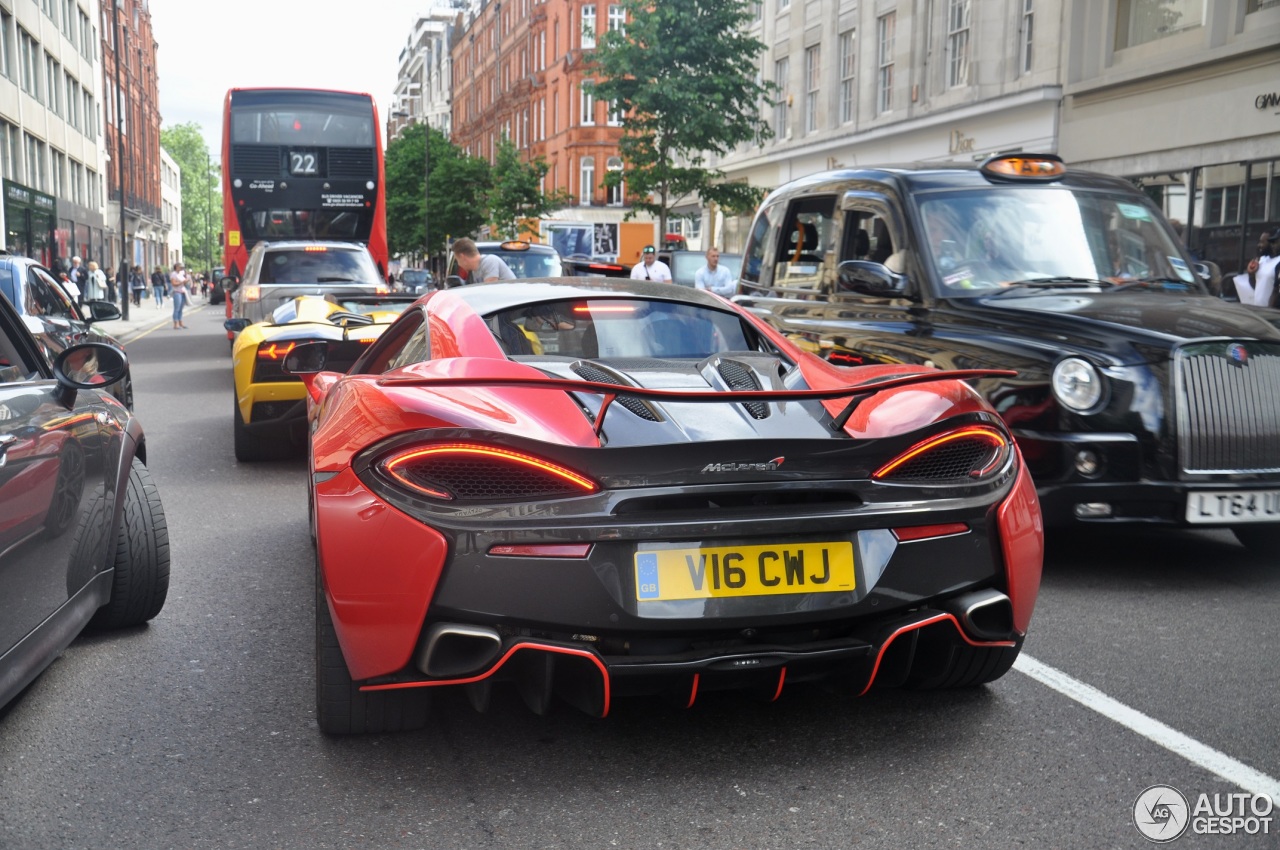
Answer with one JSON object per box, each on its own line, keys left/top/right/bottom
{"left": 315, "top": 562, "right": 431, "bottom": 734}
{"left": 90, "top": 457, "right": 170, "bottom": 629}
{"left": 1232, "top": 524, "right": 1280, "bottom": 555}
{"left": 233, "top": 397, "right": 293, "bottom": 462}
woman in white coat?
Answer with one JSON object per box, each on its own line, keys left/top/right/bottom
{"left": 1231, "top": 228, "right": 1280, "bottom": 308}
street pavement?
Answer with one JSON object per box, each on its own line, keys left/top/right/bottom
{"left": 96, "top": 293, "right": 221, "bottom": 344}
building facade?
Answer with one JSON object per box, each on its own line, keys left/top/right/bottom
{"left": 448, "top": 0, "right": 644, "bottom": 260}
{"left": 388, "top": 4, "right": 461, "bottom": 143}
{"left": 1059, "top": 0, "right": 1280, "bottom": 276}
{"left": 0, "top": 0, "right": 109, "bottom": 271}
{"left": 160, "top": 144, "right": 179, "bottom": 268}
{"left": 100, "top": 0, "right": 165, "bottom": 276}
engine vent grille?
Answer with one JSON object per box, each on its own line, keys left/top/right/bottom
{"left": 571, "top": 362, "right": 661, "bottom": 422}
{"left": 717, "top": 359, "right": 768, "bottom": 419}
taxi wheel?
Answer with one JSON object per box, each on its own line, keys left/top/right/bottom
{"left": 1232, "top": 524, "right": 1280, "bottom": 556}
{"left": 315, "top": 562, "right": 431, "bottom": 734}
{"left": 91, "top": 457, "right": 170, "bottom": 629}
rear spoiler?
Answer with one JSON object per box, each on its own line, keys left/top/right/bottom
{"left": 378, "top": 368, "right": 1017, "bottom": 435}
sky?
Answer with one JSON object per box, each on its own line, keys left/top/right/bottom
{"left": 150, "top": 1, "right": 432, "bottom": 158}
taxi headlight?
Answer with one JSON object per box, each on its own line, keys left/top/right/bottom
{"left": 1052, "top": 357, "right": 1103, "bottom": 412}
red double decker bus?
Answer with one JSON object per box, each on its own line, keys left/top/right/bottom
{"left": 220, "top": 88, "right": 389, "bottom": 300}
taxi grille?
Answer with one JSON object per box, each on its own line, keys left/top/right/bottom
{"left": 1178, "top": 342, "right": 1280, "bottom": 473}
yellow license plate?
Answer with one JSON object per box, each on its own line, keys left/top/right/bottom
{"left": 635, "top": 542, "right": 856, "bottom": 602}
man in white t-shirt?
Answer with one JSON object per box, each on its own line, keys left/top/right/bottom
{"left": 629, "top": 245, "right": 672, "bottom": 282}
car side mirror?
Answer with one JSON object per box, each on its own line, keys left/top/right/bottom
{"left": 445, "top": 275, "right": 466, "bottom": 288}
{"left": 281, "top": 341, "right": 329, "bottom": 375}
{"left": 51, "top": 342, "right": 127, "bottom": 408}
{"left": 224, "top": 318, "right": 250, "bottom": 333}
{"left": 836, "top": 260, "right": 907, "bottom": 297}
{"left": 82, "top": 299, "right": 122, "bottom": 324}
{"left": 220, "top": 276, "right": 236, "bottom": 291}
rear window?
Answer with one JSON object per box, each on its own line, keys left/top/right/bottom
{"left": 485, "top": 249, "right": 563, "bottom": 278}
{"left": 258, "top": 248, "right": 380, "bottom": 284}
{"left": 484, "top": 298, "right": 755, "bottom": 359}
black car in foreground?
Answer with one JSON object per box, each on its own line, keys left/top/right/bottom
{"left": 736, "top": 153, "right": 1280, "bottom": 552}
{"left": 0, "top": 252, "right": 132, "bottom": 408}
{"left": 0, "top": 288, "right": 169, "bottom": 712}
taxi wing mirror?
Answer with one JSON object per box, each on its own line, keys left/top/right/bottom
{"left": 836, "top": 260, "right": 907, "bottom": 297}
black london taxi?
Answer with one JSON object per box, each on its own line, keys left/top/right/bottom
{"left": 735, "top": 153, "right": 1280, "bottom": 552}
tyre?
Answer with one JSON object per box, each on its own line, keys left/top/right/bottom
{"left": 90, "top": 457, "right": 170, "bottom": 629}
{"left": 1232, "top": 524, "right": 1280, "bottom": 555}
{"left": 315, "top": 563, "right": 430, "bottom": 734}
{"left": 233, "top": 397, "right": 293, "bottom": 462}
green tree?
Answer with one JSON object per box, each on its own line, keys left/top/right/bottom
{"left": 487, "top": 134, "right": 571, "bottom": 240}
{"left": 591, "top": 0, "right": 773, "bottom": 237}
{"left": 385, "top": 123, "right": 491, "bottom": 261}
{"left": 159, "top": 123, "right": 220, "bottom": 273}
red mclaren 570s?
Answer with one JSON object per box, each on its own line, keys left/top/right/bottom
{"left": 284, "top": 278, "right": 1043, "bottom": 734}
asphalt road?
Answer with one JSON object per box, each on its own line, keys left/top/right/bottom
{"left": 1, "top": 309, "right": 1277, "bottom": 849}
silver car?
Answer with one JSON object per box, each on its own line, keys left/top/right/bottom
{"left": 230, "top": 241, "right": 387, "bottom": 328}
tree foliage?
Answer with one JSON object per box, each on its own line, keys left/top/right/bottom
{"left": 591, "top": 0, "right": 773, "bottom": 236}
{"left": 385, "top": 123, "right": 491, "bottom": 260}
{"left": 488, "top": 135, "right": 571, "bottom": 240}
{"left": 159, "top": 123, "right": 220, "bottom": 272}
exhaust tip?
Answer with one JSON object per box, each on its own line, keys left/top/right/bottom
{"left": 944, "top": 589, "right": 1015, "bottom": 641}
{"left": 416, "top": 623, "right": 502, "bottom": 678}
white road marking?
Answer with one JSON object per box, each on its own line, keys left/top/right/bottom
{"left": 1015, "top": 654, "right": 1280, "bottom": 800}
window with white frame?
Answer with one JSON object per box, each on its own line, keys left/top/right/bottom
{"left": 61, "top": 0, "right": 75, "bottom": 40}
{"left": 79, "top": 10, "right": 91, "bottom": 61}
{"left": 804, "top": 46, "right": 820, "bottom": 134}
{"left": 24, "top": 133, "right": 45, "bottom": 191}
{"left": 45, "top": 54, "right": 60, "bottom": 114}
{"left": 608, "top": 4, "right": 625, "bottom": 34}
{"left": 876, "top": 12, "right": 895, "bottom": 114}
{"left": 581, "top": 4, "right": 596, "bottom": 49}
{"left": 0, "top": 12, "right": 11, "bottom": 80}
{"left": 773, "top": 56, "right": 790, "bottom": 138}
{"left": 70, "top": 159, "right": 83, "bottom": 205}
{"left": 1115, "top": 0, "right": 1203, "bottom": 49}
{"left": 580, "top": 156, "right": 595, "bottom": 205}
{"left": 778, "top": 0, "right": 790, "bottom": 11}
{"left": 1019, "top": 0, "right": 1033, "bottom": 74}
{"left": 839, "top": 31, "right": 856, "bottom": 124}
{"left": 65, "top": 73, "right": 78, "bottom": 130}
{"left": 50, "top": 148, "right": 65, "bottom": 198}
{"left": 19, "top": 28, "right": 39, "bottom": 98}
{"left": 607, "top": 99, "right": 624, "bottom": 126}
{"left": 580, "top": 82, "right": 595, "bottom": 125}
{"left": 946, "top": 0, "right": 970, "bottom": 88}
{"left": 606, "top": 156, "right": 623, "bottom": 206}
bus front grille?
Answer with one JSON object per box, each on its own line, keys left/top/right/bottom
{"left": 231, "top": 145, "right": 282, "bottom": 176}
{"left": 327, "top": 148, "right": 375, "bottom": 178}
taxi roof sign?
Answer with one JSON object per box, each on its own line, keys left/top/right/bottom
{"left": 980, "top": 153, "right": 1066, "bottom": 183}
{"left": 498, "top": 240, "right": 532, "bottom": 251}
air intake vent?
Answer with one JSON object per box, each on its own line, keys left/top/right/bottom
{"left": 717, "top": 359, "right": 768, "bottom": 419}
{"left": 571, "top": 362, "right": 661, "bottom": 422}
{"left": 328, "top": 147, "right": 375, "bottom": 178}
{"left": 231, "top": 145, "right": 281, "bottom": 176}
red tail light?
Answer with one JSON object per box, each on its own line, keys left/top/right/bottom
{"left": 873, "top": 425, "right": 1011, "bottom": 484}
{"left": 380, "top": 443, "right": 600, "bottom": 502}
{"left": 257, "top": 341, "right": 297, "bottom": 361}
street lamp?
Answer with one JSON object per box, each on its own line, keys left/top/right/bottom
{"left": 112, "top": 0, "right": 130, "bottom": 320}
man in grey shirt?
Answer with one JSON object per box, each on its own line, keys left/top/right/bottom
{"left": 694, "top": 247, "right": 736, "bottom": 297}
{"left": 453, "top": 238, "right": 517, "bottom": 282}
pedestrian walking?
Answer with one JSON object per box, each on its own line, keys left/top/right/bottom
{"left": 169, "top": 261, "right": 191, "bottom": 329}
{"left": 84, "top": 261, "right": 108, "bottom": 301}
{"left": 68, "top": 256, "right": 84, "bottom": 289}
{"left": 105, "top": 269, "right": 118, "bottom": 303}
{"left": 151, "top": 266, "right": 166, "bottom": 306}
{"left": 129, "top": 265, "right": 146, "bottom": 307}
